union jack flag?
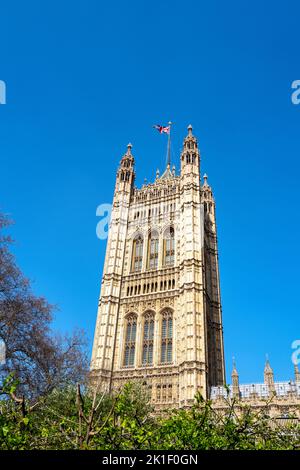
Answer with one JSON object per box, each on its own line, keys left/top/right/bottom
{"left": 153, "top": 124, "right": 170, "bottom": 134}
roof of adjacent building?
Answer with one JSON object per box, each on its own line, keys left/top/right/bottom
{"left": 211, "top": 381, "right": 300, "bottom": 399}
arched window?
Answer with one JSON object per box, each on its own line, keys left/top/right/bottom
{"left": 147, "top": 231, "right": 159, "bottom": 270}
{"left": 123, "top": 314, "right": 137, "bottom": 367}
{"left": 163, "top": 227, "right": 175, "bottom": 267}
{"left": 161, "top": 309, "right": 173, "bottom": 364}
{"left": 132, "top": 235, "right": 143, "bottom": 272}
{"left": 142, "top": 312, "right": 155, "bottom": 366}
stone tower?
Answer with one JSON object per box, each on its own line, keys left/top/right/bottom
{"left": 91, "top": 125, "right": 225, "bottom": 408}
{"left": 231, "top": 360, "right": 240, "bottom": 399}
{"left": 264, "top": 357, "right": 275, "bottom": 394}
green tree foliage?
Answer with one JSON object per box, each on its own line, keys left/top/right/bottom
{"left": 0, "top": 378, "right": 299, "bottom": 450}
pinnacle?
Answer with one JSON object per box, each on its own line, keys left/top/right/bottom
{"left": 232, "top": 356, "right": 238, "bottom": 376}
{"left": 264, "top": 356, "right": 273, "bottom": 373}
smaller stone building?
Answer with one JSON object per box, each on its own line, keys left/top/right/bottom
{"left": 211, "top": 361, "right": 300, "bottom": 420}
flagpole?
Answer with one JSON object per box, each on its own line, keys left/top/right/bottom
{"left": 166, "top": 121, "right": 172, "bottom": 168}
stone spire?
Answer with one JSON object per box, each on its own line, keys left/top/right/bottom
{"left": 160, "top": 165, "right": 173, "bottom": 179}
{"left": 232, "top": 358, "right": 238, "bottom": 377}
{"left": 264, "top": 356, "right": 276, "bottom": 395}
{"left": 294, "top": 363, "right": 300, "bottom": 383}
{"left": 180, "top": 124, "right": 200, "bottom": 178}
{"left": 121, "top": 142, "right": 134, "bottom": 162}
{"left": 116, "top": 143, "right": 135, "bottom": 190}
{"left": 231, "top": 358, "right": 240, "bottom": 398}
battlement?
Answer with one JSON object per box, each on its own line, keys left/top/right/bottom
{"left": 211, "top": 381, "right": 300, "bottom": 400}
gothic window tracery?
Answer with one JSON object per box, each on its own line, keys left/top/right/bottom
{"left": 123, "top": 314, "right": 137, "bottom": 367}
{"left": 132, "top": 235, "right": 143, "bottom": 272}
{"left": 147, "top": 230, "right": 159, "bottom": 270}
{"left": 142, "top": 312, "right": 155, "bottom": 366}
{"left": 163, "top": 227, "right": 175, "bottom": 267}
{"left": 161, "top": 309, "right": 173, "bottom": 364}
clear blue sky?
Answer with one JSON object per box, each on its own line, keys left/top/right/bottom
{"left": 1, "top": 0, "right": 299, "bottom": 384}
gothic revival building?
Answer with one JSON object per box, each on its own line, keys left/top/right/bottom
{"left": 91, "top": 125, "right": 300, "bottom": 417}
{"left": 211, "top": 361, "right": 300, "bottom": 420}
{"left": 91, "top": 125, "right": 225, "bottom": 408}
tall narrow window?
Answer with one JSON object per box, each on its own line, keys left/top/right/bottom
{"left": 161, "top": 309, "right": 173, "bottom": 364}
{"left": 123, "top": 314, "right": 137, "bottom": 367}
{"left": 142, "top": 312, "right": 155, "bottom": 365}
{"left": 132, "top": 235, "right": 143, "bottom": 272}
{"left": 147, "top": 231, "right": 159, "bottom": 270}
{"left": 163, "top": 227, "right": 175, "bottom": 267}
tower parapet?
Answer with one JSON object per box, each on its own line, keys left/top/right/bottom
{"left": 180, "top": 124, "right": 200, "bottom": 180}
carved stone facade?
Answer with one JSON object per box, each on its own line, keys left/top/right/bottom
{"left": 211, "top": 362, "right": 300, "bottom": 420}
{"left": 90, "top": 125, "right": 225, "bottom": 408}
{"left": 90, "top": 124, "right": 300, "bottom": 419}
